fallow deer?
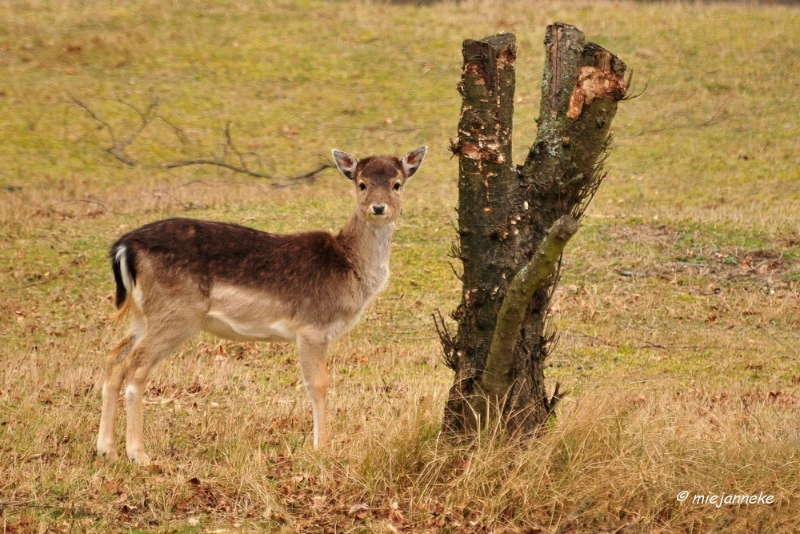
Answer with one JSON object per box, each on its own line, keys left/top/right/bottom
{"left": 97, "top": 146, "right": 426, "bottom": 464}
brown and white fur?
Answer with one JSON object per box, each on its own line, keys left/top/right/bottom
{"left": 97, "top": 146, "right": 426, "bottom": 464}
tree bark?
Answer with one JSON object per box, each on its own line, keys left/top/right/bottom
{"left": 440, "top": 24, "right": 626, "bottom": 437}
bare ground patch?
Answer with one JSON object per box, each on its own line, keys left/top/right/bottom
{"left": 606, "top": 222, "right": 797, "bottom": 288}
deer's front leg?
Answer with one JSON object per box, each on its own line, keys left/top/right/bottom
{"left": 296, "top": 336, "right": 330, "bottom": 447}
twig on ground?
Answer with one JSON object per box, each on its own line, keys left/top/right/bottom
{"left": 4, "top": 280, "right": 51, "bottom": 292}
{"left": 69, "top": 93, "right": 332, "bottom": 184}
{"left": 69, "top": 96, "right": 136, "bottom": 166}
{"left": 161, "top": 158, "right": 274, "bottom": 179}
{"left": 116, "top": 91, "right": 161, "bottom": 151}
{"left": 546, "top": 382, "right": 569, "bottom": 415}
{"left": 270, "top": 163, "right": 333, "bottom": 186}
{"left": 562, "top": 329, "right": 735, "bottom": 352}
{"left": 621, "top": 97, "right": 731, "bottom": 139}
{"left": 48, "top": 198, "right": 111, "bottom": 213}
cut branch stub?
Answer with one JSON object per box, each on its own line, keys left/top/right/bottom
{"left": 454, "top": 33, "right": 518, "bottom": 366}
{"left": 567, "top": 66, "right": 626, "bottom": 119}
{"left": 523, "top": 23, "right": 627, "bottom": 214}
{"left": 444, "top": 32, "right": 519, "bottom": 434}
{"left": 456, "top": 33, "right": 516, "bottom": 170}
{"left": 543, "top": 24, "right": 584, "bottom": 120}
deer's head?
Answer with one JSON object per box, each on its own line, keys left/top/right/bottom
{"left": 332, "top": 147, "right": 427, "bottom": 226}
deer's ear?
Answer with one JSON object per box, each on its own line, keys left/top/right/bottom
{"left": 332, "top": 149, "right": 358, "bottom": 180}
{"left": 401, "top": 146, "right": 427, "bottom": 179}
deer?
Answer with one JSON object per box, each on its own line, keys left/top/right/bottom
{"left": 96, "top": 146, "right": 427, "bottom": 465}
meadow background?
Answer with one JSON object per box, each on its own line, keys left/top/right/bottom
{"left": 1, "top": 0, "right": 799, "bottom": 532}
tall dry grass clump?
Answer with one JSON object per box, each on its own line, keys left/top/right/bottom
{"left": 297, "top": 383, "right": 799, "bottom": 532}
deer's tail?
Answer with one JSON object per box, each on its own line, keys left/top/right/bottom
{"left": 110, "top": 244, "right": 136, "bottom": 321}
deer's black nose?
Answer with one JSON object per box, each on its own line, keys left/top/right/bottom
{"left": 372, "top": 205, "right": 386, "bottom": 215}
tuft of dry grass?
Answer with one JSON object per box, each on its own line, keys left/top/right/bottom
{"left": 1, "top": 0, "right": 799, "bottom": 532}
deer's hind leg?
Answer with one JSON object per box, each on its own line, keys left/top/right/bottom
{"left": 121, "top": 318, "right": 201, "bottom": 465}
{"left": 97, "top": 331, "right": 140, "bottom": 462}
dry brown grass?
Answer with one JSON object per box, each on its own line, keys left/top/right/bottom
{"left": 2, "top": 0, "right": 800, "bottom": 532}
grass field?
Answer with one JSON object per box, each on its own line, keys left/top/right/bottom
{"left": 1, "top": 0, "right": 799, "bottom": 532}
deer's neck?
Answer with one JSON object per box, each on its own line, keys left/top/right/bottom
{"left": 338, "top": 214, "right": 395, "bottom": 299}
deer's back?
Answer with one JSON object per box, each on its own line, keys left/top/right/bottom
{"left": 114, "top": 218, "right": 356, "bottom": 307}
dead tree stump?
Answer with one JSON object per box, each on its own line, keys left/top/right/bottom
{"left": 438, "top": 24, "right": 627, "bottom": 437}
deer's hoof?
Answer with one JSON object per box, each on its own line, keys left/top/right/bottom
{"left": 127, "top": 449, "right": 151, "bottom": 466}
{"left": 98, "top": 448, "right": 119, "bottom": 463}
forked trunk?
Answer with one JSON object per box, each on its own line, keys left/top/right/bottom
{"left": 439, "top": 25, "right": 627, "bottom": 436}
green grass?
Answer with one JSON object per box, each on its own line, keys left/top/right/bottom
{"left": 2, "top": 0, "right": 800, "bottom": 532}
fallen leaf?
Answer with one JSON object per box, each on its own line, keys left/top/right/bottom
{"left": 348, "top": 502, "right": 368, "bottom": 515}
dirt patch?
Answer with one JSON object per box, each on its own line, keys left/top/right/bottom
{"left": 606, "top": 223, "right": 681, "bottom": 246}
{"left": 736, "top": 249, "right": 784, "bottom": 274}
{"left": 608, "top": 224, "right": 796, "bottom": 285}
{"left": 618, "top": 249, "right": 790, "bottom": 286}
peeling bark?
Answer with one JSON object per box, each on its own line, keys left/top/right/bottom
{"left": 442, "top": 24, "right": 626, "bottom": 437}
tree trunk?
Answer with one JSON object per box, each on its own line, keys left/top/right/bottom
{"left": 439, "top": 24, "right": 627, "bottom": 437}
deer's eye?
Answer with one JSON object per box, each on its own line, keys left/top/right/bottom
{"left": 393, "top": 182, "right": 402, "bottom": 191}
{"left": 359, "top": 183, "right": 367, "bottom": 191}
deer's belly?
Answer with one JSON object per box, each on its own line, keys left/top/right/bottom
{"left": 202, "top": 312, "right": 296, "bottom": 343}
{"left": 203, "top": 285, "right": 297, "bottom": 342}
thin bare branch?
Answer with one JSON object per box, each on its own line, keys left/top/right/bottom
{"left": 545, "top": 382, "right": 569, "bottom": 415}
{"left": 163, "top": 160, "right": 331, "bottom": 183}
{"left": 621, "top": 98, "right": 730, "bottom": 139}
{"left": 117, "top": 91, "right": 160, "bottom": 150}
{"left": 620, "top": 70, "right": 647, "bottom": 101}
{"left": 433, "top": 310, "right": 457, "bottom": 371}
{"left": 69, "top": 96, "right": 136, "bottom": 166}
{"left": 69, "top": 93, "right": 332, "bottom": 183}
